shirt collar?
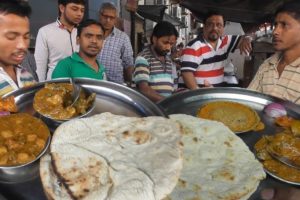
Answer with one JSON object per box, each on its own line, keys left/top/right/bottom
{"left": 268, "top": 52, "right": 300, "bottom": 68}
{"left": 56, "top": 18, "right": 65, "bottom": 29}
{"left": 71, "top": 52, "right": 101, "bottom": 66}
{"left": 56, "top": 18, "right": 77, "bottom": 30}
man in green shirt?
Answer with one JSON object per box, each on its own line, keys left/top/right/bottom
{"left": 52, "top": 19, "right": 106, "bottom": 80}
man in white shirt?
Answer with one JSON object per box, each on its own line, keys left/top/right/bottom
{"left": 34, "top": 0, "right": 85, "bottom": 81}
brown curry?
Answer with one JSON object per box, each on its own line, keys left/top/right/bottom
{"left": 33, "top": 83, "right": 95, "bottom": 120}
{"left": 0, "top": 113, "right": 50, "bottom": 166}
{"left": 255, "top": 120, "right": 300, "bottom": 182}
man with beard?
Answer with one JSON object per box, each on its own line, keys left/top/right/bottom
{"left": 52, "top": 19, "right": 105, "bottom": 80}
{"left": 180, "top": 11, "right": 252, "bottom": 89}
{"left": 97, "top": 2, "right": 134, "bottom": 85}
{"left": 133, "top": 21, "right": 178, "bottom": 102}
{"left": 248, "top": 2, "right": 300, "bottom": 105}
{"left": 35, "top": 0, "right": 85, "bottom": 81}
{"left": 0, "top": 0, "right": 35, "bottom": 96}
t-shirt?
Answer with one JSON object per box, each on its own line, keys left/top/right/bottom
{"left": 133, "top": 46, "right": 174, "bottom": 97}
{"left": 0, "top": 66, "right": 35, "bottom": 97}
{"left": 52, "top": 53, "right": 106, "bottom": 80}
{"left": 180, "top": 35, "right": 240, "bottom": 85}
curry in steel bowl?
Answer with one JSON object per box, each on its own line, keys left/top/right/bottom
{"left": 33, "top": 83, "right": 95, "bottom": 120}
{"left": 0, "top": 113, "right": 50, "bottom": 166}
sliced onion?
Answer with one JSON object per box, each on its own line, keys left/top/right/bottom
{"left": 0, "top": 111, "right": 10, "bottom": 116}
{"left": 264, "top": 103, "right": 287, "bottom": 118}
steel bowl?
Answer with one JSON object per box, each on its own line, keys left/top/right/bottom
{"left": 36, "top": 87, "right": 96, "bottom": 126}
{"left": 0, "top": 136, "right": 51, "bottom": 183}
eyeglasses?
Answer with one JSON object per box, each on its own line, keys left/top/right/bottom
{"left": 100, "top": 13, "right": 116, "bottom": 21}
{"left": 205, "top": 22, "right": 224, "bottom": 29}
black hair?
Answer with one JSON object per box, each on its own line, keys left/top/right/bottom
{"left": 58, "top": 0, "right": 85, "bottom": 17}
{"left": 203, "top": 10, "right": 225, "bottom": 25}
{"left": 275, "top": 1, "right": 300, "bottom": 21}
{"left": 0, "top": 0, "right": 31, "bottom": 17}
{"left": 77, "top": 19, "right": 104, "bottom": 37}
{"left": 151, "top": 21, "right": 179, "bottom": 44}
{"left": 58, "top": 0, "right": 86, "bottom": 6}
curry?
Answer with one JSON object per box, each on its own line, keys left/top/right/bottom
{"left": 0, "top": 113, "right": 50, "bottom": 166}
{"left": 0, "top": 96, "right": 17, "bottom": 112}
{"left": 255, "top": 120, "right": 300, "bottom": 182}
{"left": 33, "top": 83, "right": 95, "bottom": 120}
{"left": 197, "top": 101, "right": 261, "bottom": 133}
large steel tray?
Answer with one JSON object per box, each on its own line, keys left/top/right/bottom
{"left": 0, "top": 78, "right": 165, "bottom": 199}
{"left": 158, "top": 87, "right": 300, "bottom": 200}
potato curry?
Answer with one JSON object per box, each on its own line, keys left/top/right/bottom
{"left": 0, "top": 113, "right": 50, "bottom": 166}
{"left": 33, "top": 83, "right": 95, "bottom": 120}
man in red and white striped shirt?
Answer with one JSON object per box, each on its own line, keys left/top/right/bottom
{"left": 180, "top": 11, "right": 252, "bottom": 89}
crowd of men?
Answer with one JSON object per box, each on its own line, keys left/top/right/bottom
{"left": 1, "top": 0, "right": 300, "bottom": 199}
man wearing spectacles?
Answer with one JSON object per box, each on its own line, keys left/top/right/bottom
{"left": 97, "top": 2, "right": 134, "bottom": 85}
{"left": 179, "top": 10, "right": 251, "bottom": 89}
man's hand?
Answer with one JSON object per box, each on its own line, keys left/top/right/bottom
{"left": 261, "top": 187, "right": 300, "bottom": 200}
{"left": 204, "top": 80, "right": 213, "bottom": 88}
{"left": 238, "top": 36, "right": 252, "bottom": 55}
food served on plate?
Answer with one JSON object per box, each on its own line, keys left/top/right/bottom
{"left": 0, "top": 113, "right": 50, "bottom": 166}
{"left": 0, "top": 96, "right": 17, "bottom": 113}
{"left": 40, "top": 113, "right": 183, "bottom": 200}
{"left": 255, "top": 118, "right": 300, "bottom": 183}
{"left": 166, "top": 114, "right": 266, "bottom": 200}
{"left": 197, "top": 101, "right": 262, "bottom": 133}
{"left": 33, "top": 83, "right": 95, "bottom": 120}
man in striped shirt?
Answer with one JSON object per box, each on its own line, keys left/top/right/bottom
{"left": 0, "top": 0, "right": 35, "bottom": 97}
{"left": 180, "top": 11, "right": 252, "bottom": 89}
{"left": 248, "top": 2, "right": 300, "bottom": 105}
{"left": 133, "top": 21, "right": 178, "bottom": 102}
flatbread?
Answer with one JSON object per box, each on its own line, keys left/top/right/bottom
{"left": 40, "top": 112, "right": 183, "bottom": 200}
{"left": 197, "top": 101, "right": 260, "bottom": 133}
{"left": 167, "top": 114, "right": 266, "bottom": 200}
{"left": 40, "top": 154, "right": 70, "bottom": 200}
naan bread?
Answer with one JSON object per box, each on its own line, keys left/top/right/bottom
{"left": 40, "top": 154, "right": 70, "bottom": 200}
{"left": 168, "top": 114, "right": 266, "bottom": 200}
{"left": 41, "top": 112, "right": 183, "bottom": 200}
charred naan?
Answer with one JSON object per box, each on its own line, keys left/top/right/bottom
{"left": 167, "top": 114, "right": 266, "bottom": 200}
{"left": 197, "top": 101, "right": 261, "bottom": 133}
{"left": 40, "top": 113, "right": 183, "bottom": 200}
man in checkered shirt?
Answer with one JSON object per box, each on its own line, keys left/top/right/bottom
{"left": 97, "top": 2, "right": 134, "bottom": 85}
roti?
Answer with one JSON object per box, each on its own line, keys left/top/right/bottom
{"left": 197, "top": 101, "right": 260, "bottom": 133}
{"left": 167, "top": 114, "right": 266, "bottom": 200}
{"left": 40, "top": 112, "right": 183, "bottom": 200}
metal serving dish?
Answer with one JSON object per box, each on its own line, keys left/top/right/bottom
{"left": 158, "top": 87, "right": 300, "bottom": 200}
{"left": 0, "top": 78, "right": 165, "bottom": 199}
{"left": 0, "top": 136, "right": 51, "bottom": 183}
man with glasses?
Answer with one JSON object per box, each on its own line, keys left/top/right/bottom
{"left": 179, "top": 10, "right": 251, "bottom": 88}
{"left": 35, "top": 0, "right": 85, "bottom": 81}
{"left": 97, "top": 2, "right": 134, "bottom": 85}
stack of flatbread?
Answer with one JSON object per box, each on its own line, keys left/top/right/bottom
{"left": 166, "top": 114, "right": 266, "bottom": 200}
{"left": 40, "top": 113, "right": 183, "bottom": 200}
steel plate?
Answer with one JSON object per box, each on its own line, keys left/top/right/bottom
{"left": 158, "top": 87, "right": 300, "bottom": 200}
{"left": 0, "top": 78, "right": 166, "bottom": 200}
